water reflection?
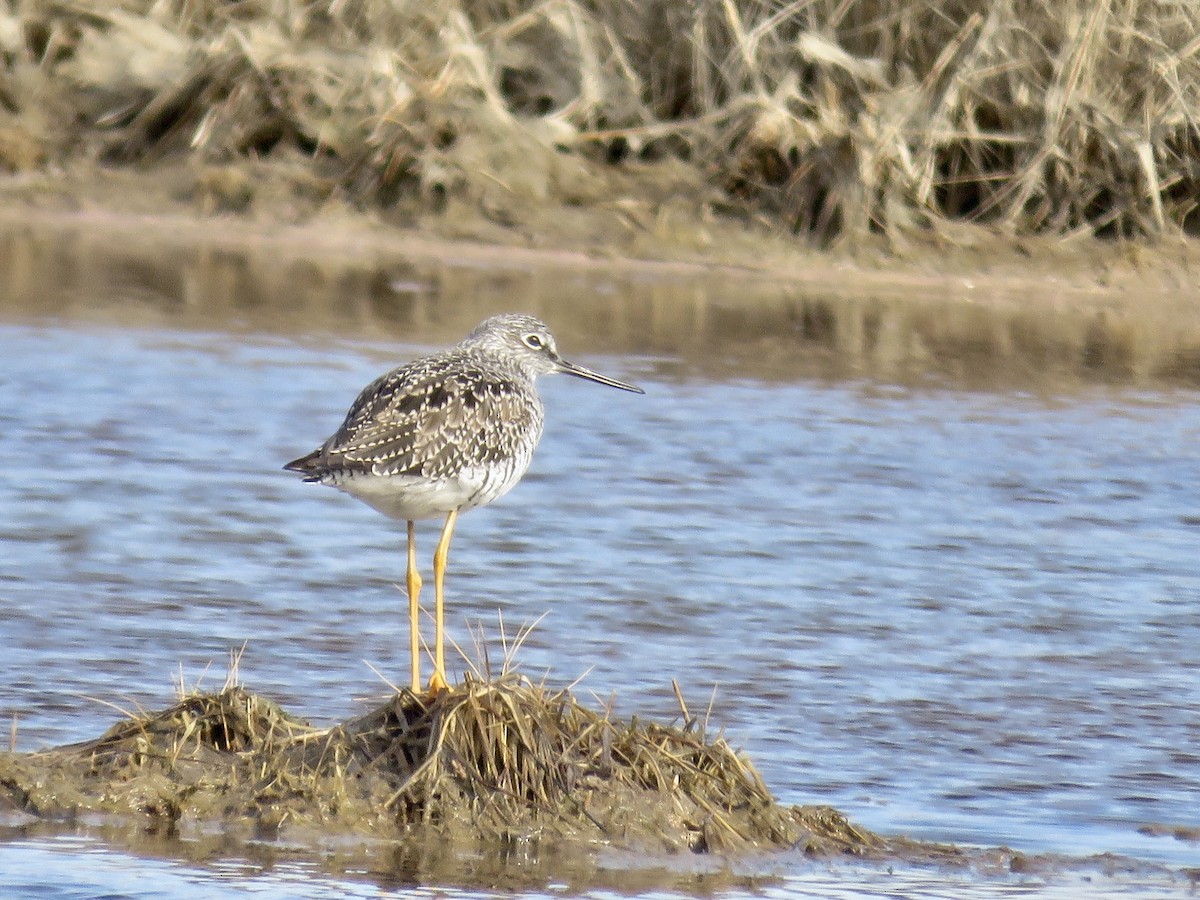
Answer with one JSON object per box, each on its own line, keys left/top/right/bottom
{"left": 5, "top": 221, "right": 1200, "bottom": 387}
{"left": 1, "top": 834, "right": 1189, "bottom": 899}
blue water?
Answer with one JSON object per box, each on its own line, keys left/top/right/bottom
{"left": 0, "top": 318, "right": 1198, "bottom": 896}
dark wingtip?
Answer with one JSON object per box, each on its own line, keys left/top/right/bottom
{"left": 283, "top": 451, "right": 321, "bottom": 474}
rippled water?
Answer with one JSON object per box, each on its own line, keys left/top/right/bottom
{"left": 1, "top": 231, "right": 1199, "bottom": 897}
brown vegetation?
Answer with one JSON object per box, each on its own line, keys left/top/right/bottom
{"left": 0, "top": 676, "right": 880, "bottom": 860}
{"left": 1, "top": 1, "right": 1198, "bottom": 245}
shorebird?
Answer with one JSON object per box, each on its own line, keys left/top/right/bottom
{"left": 284, "top": 314, "right": 643, "bottom": 692}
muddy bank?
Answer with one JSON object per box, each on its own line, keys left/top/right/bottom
{"left": 6, "top": 677, "right": 853, "bottom": 854}
{"left": 1, "top": 678, "right": 1181, "bottom": 890}
{"left": 3, "top": 161, "right": 1200, "bottom": 306}
{"left": 0, "top": 679, "right": 878, "bottom": 879}
{"left": 4, "top": 197, "right": 1200, "bottom": 391}
{"left": 2, "top": 1, "right": 1199, "bottom": 341}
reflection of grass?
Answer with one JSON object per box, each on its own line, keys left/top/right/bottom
{"left": 3, "top": 1, "right": 1196, "bottom": 241}
{"left": 0, "top": 676, "right": 880, "bottom": 858}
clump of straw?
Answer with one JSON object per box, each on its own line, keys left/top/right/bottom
{"left": 1, "top": 676, "right": 879, "bottom": 857}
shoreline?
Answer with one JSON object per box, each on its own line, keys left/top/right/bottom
{"left": 6, "top": 165, "right": 1200, "bottom": 392}
{"left": 2, "top": 163, "right": 1199, "bottom": 315}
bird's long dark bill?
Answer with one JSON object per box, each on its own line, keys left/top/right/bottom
{"left": 557, "top": 359, "right": 645, "bottom": 393}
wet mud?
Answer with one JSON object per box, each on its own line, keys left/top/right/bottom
{"left": 0, "top": 678, "right": 877, "bottom": 883}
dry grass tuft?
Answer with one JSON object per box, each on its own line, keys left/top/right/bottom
{"left": 6, "top": 1, "right": 1192, "bottom": 241}
{"left": 323, "top": 673, "right": 813, "bottom": 851}
{"left": 0, "top": 676, "right": 878, "bottom": 857}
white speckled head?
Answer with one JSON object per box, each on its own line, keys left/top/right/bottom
{"left": 462, "top": 314, "right": 644, "bottom": 393}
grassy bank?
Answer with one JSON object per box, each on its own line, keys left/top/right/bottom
{"left": 0, "top": 676, "right": 899, "bottom": 886}
{"left": 1, "top": 0, "right": 1198, "bottom": 250}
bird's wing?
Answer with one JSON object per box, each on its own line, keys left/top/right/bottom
{"left": 315, "top": 359, "right": 539, "bottom": 479}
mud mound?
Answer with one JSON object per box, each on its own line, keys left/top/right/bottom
{"left": 0, "top": 676, "right": 879, "bottom": 858}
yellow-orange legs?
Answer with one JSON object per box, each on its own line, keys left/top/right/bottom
{"left": 428, "top": 508, "right": 458, "bottom": 693}
{"left": 405, "top": 521, "right": 422, "bottom": 692}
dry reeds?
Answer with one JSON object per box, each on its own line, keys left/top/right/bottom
{"left": 3, "top": 0, "right": 1194, "bottom": 242}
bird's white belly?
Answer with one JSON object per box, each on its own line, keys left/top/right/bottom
{"left": 328, "top": 463, "right": 524, "bottom": 521}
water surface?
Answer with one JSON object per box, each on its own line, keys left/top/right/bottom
{"left": 0, "top": 231, "right": 1198, "bottom": 896}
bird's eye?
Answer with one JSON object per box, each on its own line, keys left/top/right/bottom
{"left": 523, "top": 333, "right": 544, "bottom": 350}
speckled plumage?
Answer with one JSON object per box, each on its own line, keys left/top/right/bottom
{"left": 284, "top": 313, "right": 643, "bottom": 692}
{"left": 285, "top": 314, "right": 643, "bottom": 518}
{"left": 285, "top": 343, "right": 546, "bottom": 519}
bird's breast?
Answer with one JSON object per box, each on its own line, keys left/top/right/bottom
{"left": 324, "top": 454, "right": 535, "bottom": 522}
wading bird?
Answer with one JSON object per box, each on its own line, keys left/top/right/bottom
{"left": 285, "top": 314, "right": 643, "bottom": 691}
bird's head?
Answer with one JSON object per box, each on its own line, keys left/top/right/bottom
{"left": 465, "top": 314, "right": 644, "bottom": 393}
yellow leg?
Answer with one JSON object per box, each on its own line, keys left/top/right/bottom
{"left": 429, "top": 508, "right": 458, "bottom": 692}
{"left": 405, "top": 520, "right": 422, "bottom": 692}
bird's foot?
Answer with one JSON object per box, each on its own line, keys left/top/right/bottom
{"left": 427, "top": 670, "right": 449, "bottom": 694}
